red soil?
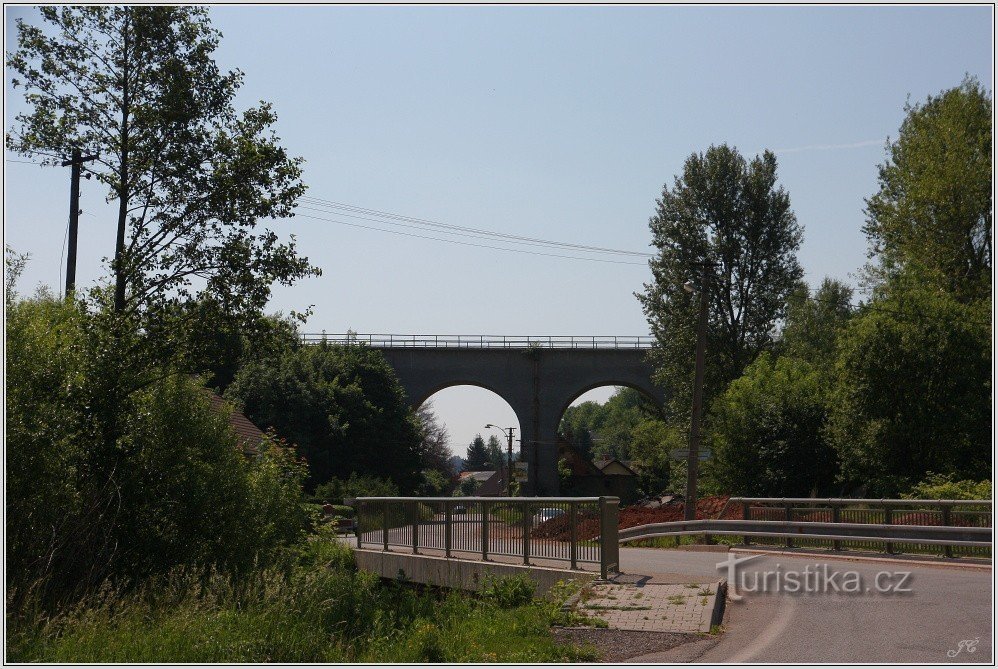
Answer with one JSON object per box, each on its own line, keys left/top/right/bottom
{"left": 531, "top": 495, "right": 738, "bottom": 542}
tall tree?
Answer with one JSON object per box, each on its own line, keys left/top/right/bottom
{"left": 463, "top": 435, "right": 491, "bottom": 472}
{"left": 485, "top": 434, "right": 506, "bottom": 471}
{"left": 863, "top": 77, "right": 992, "bottom": 302}
{"left": 637, "top": 145, "right": 804, "bottom": 417}
{"left": 6, "top": 6, "right": 317, "bottom": 320}
{"left": 708, "top": 353, "right": 838, "bottom": 497}
{"left": 780, "top": 278, "right": 855, "bottom": 367}
{"left": 825, "top": 285, "right": 990, "bottom": 496}
{"left": 415, "top": 402, "right": 452, "bottom": 475}
{"left": 225, "top": 343, "right": 424, "bottom": 491}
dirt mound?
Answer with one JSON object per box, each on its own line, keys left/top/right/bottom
{"left": 531, "top": 495, "right": 737, "bottom": 542}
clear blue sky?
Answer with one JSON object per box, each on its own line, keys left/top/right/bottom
{"left": 4, "top": 5, "right": 993, "bottom": 459}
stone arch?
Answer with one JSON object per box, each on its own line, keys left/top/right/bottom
{"left": 553, "top": 380, "right": 665, "bottom": 428}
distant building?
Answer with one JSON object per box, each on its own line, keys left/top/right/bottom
{"left": 558, "top": 441, "right": 640, "bottom": 502}
{"left": 456, "top": 469, "right": 504, "bottom": 496}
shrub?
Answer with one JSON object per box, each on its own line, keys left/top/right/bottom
{"left": 904, "top": 473, "right": 992, "bottom": 501}
{"left": 6, "top": 293, "right": 311, "bottom": 606}
{"left": 479, "top": 574, "right": 536, "bottom": 609}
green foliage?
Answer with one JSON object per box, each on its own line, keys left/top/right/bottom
{"left": 863, "top": 77, "right": 992, "bottom": 301}
{"left": 416, "top": 469, "right": 452, "bottom": 497}
{"left": 7, "top": 6, "right": 318, "bottom": 316}
{"left": 904, "top": 473, "right": 992, "bottom": 501}
{"left": 463, "top": 434, "right": 491, "bottom": 471}
{"left": 485, "top": 434, "right": 507, "bottom": 471}
{"left": 780, "top": 278, "right": 855, "bottom": 367}
{"left": 708, "top": 353, "right": 838, "bottom": 497}
{"left": 455, "top": 476, "right": 481, "bottom": 496}
{"left": 319, "top": 504, "right": 356, "bottom": 518}
{"left": 415, "top": 402, "right": 453, "bottom": 476}
{"left": 225, "top": 342, "right": 424, "bottom": 491}
{"left": 5, "top": 293, "right": 311, "bottom": 606}
{"left": 826, "top": 283, "right": 991, "bottom": 495}
{"left": 629, "top": 420, "right": 679, "bottom": 496}
{"left": 479, "top": 575, "right": 536, "bottom": 609}
{"left": 637, "top": 144, "right": 804, "bottom": 418}
{"left": 560, "top": 387, "right": 654, "bottom": 461}
{"left": 8, "top": 541, "right": 594, "bottom": 663}
{"left": 557, "top": 458, "right": 575, "bottom": 494}
{"left": 312, "top": 473, "right": 400, "bottom": 504}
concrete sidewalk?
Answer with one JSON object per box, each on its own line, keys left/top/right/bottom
{"left": 575, "top": 578, "right": 725, "bottom": 633}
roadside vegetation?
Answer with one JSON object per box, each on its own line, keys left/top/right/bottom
{"left": 564, "top": 78, "right": 991, "bottom": 501}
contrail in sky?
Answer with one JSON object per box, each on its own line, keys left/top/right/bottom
{"left": 771, "top": 139, "right": 885, "bottom": 154}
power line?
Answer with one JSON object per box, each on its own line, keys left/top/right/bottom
{"left": 297, "top": 204, "right": 646, "bottom": 257}
{"left": 295, "top": 212, "right": 648, "bottom": 266}
{"left": 299, "top": 195, "right": 654, "bottom": 258}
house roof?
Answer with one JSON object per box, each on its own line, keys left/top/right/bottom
{"left": 459, "top": 470, "right": 497, "bottom": 483}
{"left": 557, "top": 439, "right": 603, "bottom": 477}
{"left": 205, "top": 391, "right": 266, "bottom": 456}
{"left": 595, "top": 458, "right": 638, "bottom": 476}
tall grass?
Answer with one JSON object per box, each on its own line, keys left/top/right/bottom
{"left": 7, "top": 539, "right": 596, "bottom": 663}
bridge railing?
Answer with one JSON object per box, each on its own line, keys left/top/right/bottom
{"left": 354, "top": 496, "right": 620, "bottom": 578}
{"left": 301, "top": 333, "right": 655, "bottom": 349}
{"left": 620, "top": 497, "right": 992, "bottom": 558}
{"left": 718, "top": 497, "right": 992, "bottom": 558}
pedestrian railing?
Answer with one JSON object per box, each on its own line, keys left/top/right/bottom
{"left": 354, "top": 496, "right": 620, "bottom": 578}
{"left": 301, "top": 333, "right": 654, "bottom": 349}
{"left": 619, "top": 497, "right": 992, "bottom": 558}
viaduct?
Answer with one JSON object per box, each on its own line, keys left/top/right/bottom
{"left": 313, "top": 334, "right": 664, "bottom": 495}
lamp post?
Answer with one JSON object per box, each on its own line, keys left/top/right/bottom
{"left": 682, "top": 263, "right": 710, "bottom": 521}
{"left": 485, "top": 424, "right": 516, "bottom": 495}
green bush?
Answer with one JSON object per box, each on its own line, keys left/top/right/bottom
{"left": 6, "top": 293, "right": 311, "bottom": 606}
{"left": 312, "top": 473, "right": 400, "bottom": 504}
{"left": 319, "top": 504, "right": 356, "bottom": 518}
{"left": 904, "top": 473, "right": 992, "bottom": 501}
{"left": 479, "top": 574, "right": 536, "bottom": 609}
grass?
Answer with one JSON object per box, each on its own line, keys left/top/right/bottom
{"left": 667, "top": 595, "right": 686, "bottom": 606}
{"left": 7, "top": 539, "right": 597, "bottom": 663}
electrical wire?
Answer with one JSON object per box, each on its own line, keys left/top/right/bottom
{"left": 295, "top": 212, "right": 648, "bottom": 266}
{"left": 299, "top": 195, "right": 654, "bottom": 258}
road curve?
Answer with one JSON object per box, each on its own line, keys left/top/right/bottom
{"left": 619, "top": 547, "right": 992, "bottom": 663}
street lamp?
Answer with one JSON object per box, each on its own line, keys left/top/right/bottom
{"left": 485, "top": 423, "right": 516, "bottom": 495}
{"left": 682, "top": 265, "right": 710, "bottom": 521}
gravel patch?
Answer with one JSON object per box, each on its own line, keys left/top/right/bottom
{"left": 552, "top": 627, "right": 700, "bottom": 662}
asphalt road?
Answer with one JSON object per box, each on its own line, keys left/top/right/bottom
{"left": 618, "top": 547, "right": 993, "bottom": 663}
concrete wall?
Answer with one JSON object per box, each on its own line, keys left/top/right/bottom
{"left": 380, "top": 347, "right": 664, "bottom": 495}
{"left": 353, "top": 549, "right": 596, "bottom": 594}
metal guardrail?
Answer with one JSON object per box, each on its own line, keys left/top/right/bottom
{"left": 618, "top": 519, "right": 993, "bottom": 547}
{"left": 301, "top": 333, "right": 655, "bottom": 349}
{"left": 355, "top": 496, "right": 620, "bottom": 578}
{"left": 721, "top": 497, "right": 992, "bottom": 557}
{"left": 620, "top": 497, "right": 992, "bottom": 558}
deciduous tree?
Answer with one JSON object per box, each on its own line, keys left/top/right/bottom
{"left": 6, "top": 6, "right": 318, "bottom": 321}
{"left": 863, "top": 77, "right": 992, "bottom": 302}
{"left": 637, "top": 145, "right": 804, "bottom": 417}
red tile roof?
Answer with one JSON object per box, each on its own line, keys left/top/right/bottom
{"left": 205, "top": 391, "right": 266, "bottom": 455}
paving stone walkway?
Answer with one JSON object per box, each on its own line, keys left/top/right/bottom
{"left": 575, "top": 580, "right": 721, "bottom": 633}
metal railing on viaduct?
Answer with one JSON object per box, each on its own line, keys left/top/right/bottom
{"left": 301, "top": 333, "right": 655, "bottom": 349}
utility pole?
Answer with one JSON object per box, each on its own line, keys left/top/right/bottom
{"left": 486, "top": 424, "right": 516, "bottom": 495}
{"left": 61, "top": 147, "right": 99, "bottom": 298}
{"left": 505, "top": 427, "right": 515, "bottom": 496}
{"left": 684, "top": 263, "right": 710, "bottom": 521}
